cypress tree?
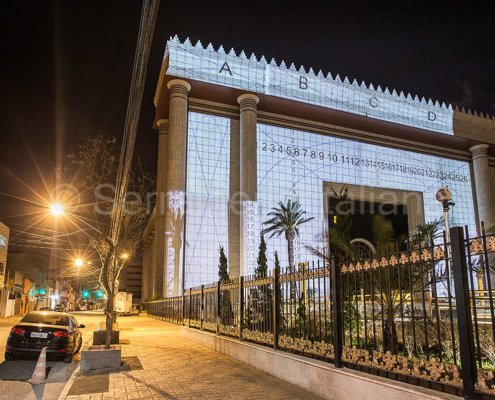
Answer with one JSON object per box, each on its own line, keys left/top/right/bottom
{"left": 218, "top": 245, "right": 231, "bottom": 325}
{"left": 274, "top": 251, "right": 281, "bottom": 274}
{"left": 218, "top": 245, "right": 229, "bottom": 282}
{"left": 256, "top": 235, "right": 268, "bottom": 278}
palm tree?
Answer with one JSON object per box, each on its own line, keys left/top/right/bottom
{"left": 410, "top": 218, "right": 443, "bottom": 248}
{"left": 262, "top": 199, "right": 314, "bottom": 298}
{"left": 306, "top": 185, "right": 355, "bottom": 262}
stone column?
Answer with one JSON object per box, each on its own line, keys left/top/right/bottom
{"left": 238, "top": 94, "right": 259, "bottom": 200}
{"left": 470, "top": 144, "right": 495, "bottom": 289}
{"left": 148, "top": 234, "right": 156, "bottom": 298}
{"left": 141, "top": 244, "right": 151, "bottom": 300}
{"left": 237, "top": 94, "right": 259, "bottom": 276}
{"left": 229, "top": 119, "right": 241, "bottom": 277}
{"left": 164, "top": 79, "right": 191, "bottom": 297}
{"left": 153, "top": 119, "right": 168, "bottom": 296}
{"left": 470, "top": 144, "right": 495, "bottom": 229}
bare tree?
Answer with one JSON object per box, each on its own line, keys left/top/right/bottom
{"left": 63, "top": 135, "right": 154, "bottom": 348}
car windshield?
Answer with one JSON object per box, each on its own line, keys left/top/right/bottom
{"left": 21, "top": 313, "right": 70, "bottom": 326}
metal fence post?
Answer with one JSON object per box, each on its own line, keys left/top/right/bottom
{"left": 450, "top": 226, "right": 477, "bottom": 399}
{"left": 200, "top": 285, "right": 204, "bottom": 330}
{"left": 188, "top": 288, "right": 192, "bottom": 328}
{"left": 216, "top": 281, "right": 221, "bottom": 334}
{"left": 239, "top": 276, "right": 244, "bottom": 340}
{"left": 273, "top": 266, "right": 280, "bottom": 350}
{"left": 182, "top": 289, "right": 186, "bottom": 325}
{"left": 331, "top": 255, "right": 343, "bottom": 368}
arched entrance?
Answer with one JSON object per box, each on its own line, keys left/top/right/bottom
{"left": 350, "top": 238, "right": 376, "bottom": 259}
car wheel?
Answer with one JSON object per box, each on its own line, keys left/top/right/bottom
{"left": 63, "top": 353, "right": 73, "bottom": 363}
{"left": 4, "top": 352, "right": 15, "bottom": 361}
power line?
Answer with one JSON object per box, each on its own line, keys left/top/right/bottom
{"left": 110, "top": 0, "right": 160, "bottom": 244}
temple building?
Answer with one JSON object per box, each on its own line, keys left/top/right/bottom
{"left": 142, "top": 36, "right": 495, "bottom": 299}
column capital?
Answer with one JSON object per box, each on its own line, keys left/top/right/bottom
{"left": 237, "top": 94, "right": 259, "bottom": 111}
{"left": 470, "top": 143, "right": 490, "bottom": 159}
{"left": 157, "top": 119, "right": 169, "bottom": 135}
{"left": 167, "top": 79, "right": 191, "bottom": 92}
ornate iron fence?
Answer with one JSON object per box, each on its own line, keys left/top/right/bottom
{"left": 144, "top": 225, "right": 495, "bottom": 399}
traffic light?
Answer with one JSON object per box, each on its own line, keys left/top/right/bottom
{"left": 82, "top": 290, "right": 90, "bottom": 299}
{"left": 96, "top": 290, "right": 104, "bottom": 298}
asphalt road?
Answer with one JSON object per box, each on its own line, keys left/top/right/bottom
{"left": 0, "top": 311, "right": 102, "bottom": 400}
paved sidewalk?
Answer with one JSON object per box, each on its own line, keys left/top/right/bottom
{"left": 0, "top": 315, "right": 21, "bottom": 325}
{"left": 63, "top": 316, "right": 320, "bottom": 400}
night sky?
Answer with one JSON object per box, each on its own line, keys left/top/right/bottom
{"left": 1, "top": 1, "right": 494, "bottom": 254}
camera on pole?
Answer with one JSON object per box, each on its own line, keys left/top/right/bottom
{"left": 436, "top": 186, "right": 455, "bottom": 212}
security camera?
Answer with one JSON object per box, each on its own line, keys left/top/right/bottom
{"left": 436, "top": 186, "right": 455, "bottom": 211}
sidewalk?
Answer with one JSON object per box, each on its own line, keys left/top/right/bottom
{"left": 0, "top": 315, "right": 21, "bottom": 325}
{"left": 63, "top": 316, "right": 320, "bottom": 400}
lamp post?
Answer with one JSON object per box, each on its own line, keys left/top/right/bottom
{"left": 436, "top": 186, "right": 455, "bottom": 244}
{"left": 74, "top": 258, "right": 85, "bottom": 303}
{"left": 436, "top": 186, "right": 455, "bottom": 289}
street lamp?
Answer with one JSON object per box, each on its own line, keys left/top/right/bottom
{"left": 50, "top": 203, "right": 64, "bottom": 217}
{"left": 436, "top": 186, "right": 455, "bottom": 242}
{"left": 436, "top": 186, "right": 455, "bottom": 289}
{"left": 74, "top": 258, "right": 84, "bottom": 267}
{"left": 120, "top": 253, "right": 129, "bottom": 260}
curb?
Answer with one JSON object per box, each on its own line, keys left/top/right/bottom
{"left": 57, "top": 317, "right": 103, "bottom": 399}
{"left": 57, "top": 364, "right": 80, "bottom": 400}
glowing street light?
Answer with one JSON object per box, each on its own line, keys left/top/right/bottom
{"left": 50, "top": 203, "right": 64, "bottom": 216}
{"left": 74, "top": 258, "right": 84, "bottom": 267}
{"left": 120, "top": 253, "right": 129, "bottom": 260}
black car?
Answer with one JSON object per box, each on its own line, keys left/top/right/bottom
{"left": 54, "top": 304, "right": 66, "bottom": 312}
{"left": 5, "top": 311, "right": 85, "bottom": 363}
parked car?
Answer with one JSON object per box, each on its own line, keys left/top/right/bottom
{"left": 5, "top": 311, "right": 85, "bottom": 363}
{"left": 54, "top": 304, "right": 66, "bottom": 312}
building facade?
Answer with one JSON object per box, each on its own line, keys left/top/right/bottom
{"left": 119, "top": 262, "right": 143, "bottom": 303}
{"left": 0, "top": 221, "right": 9, "bottom": 290}
{"left": 142, "top": 36, "right": 495, "bottom": 299}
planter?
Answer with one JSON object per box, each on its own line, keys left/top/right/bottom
{"left": 80, "top": 345, "right": 121, "bottom": 372}
{"left": 92, "top": 329, "right": 120, "bottom": 345}
{"left": 98, "top": 321, "right": 118, "bottom": 331}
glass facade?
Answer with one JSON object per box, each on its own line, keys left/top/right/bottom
{"left": 257, "top": 123, "right": 475, "bottom": 269}
{"left": 185, "top": 112, "right": 231, "bottom": 288}
{"left": 184, "top": 111, "right": 476, "bottom": 289}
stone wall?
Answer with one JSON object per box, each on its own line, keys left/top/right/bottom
{"left": 180, "top": 327, "right": 459, "bottom": 400}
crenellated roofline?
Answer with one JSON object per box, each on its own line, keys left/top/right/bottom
{"left": 161, "top": 35, "right": 464, "bottom": 135}
{"left": 163, "top": 35, "right": 493, "bottom": 124}
{"left": 165, "top": 35, "right": 456, "bottom": 109}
